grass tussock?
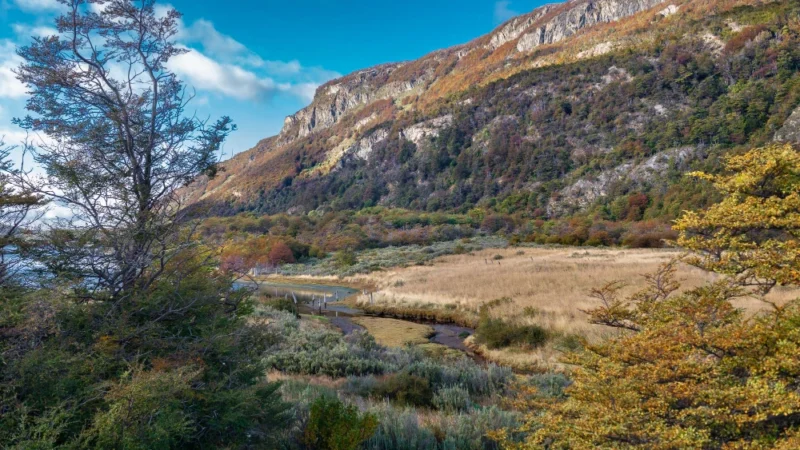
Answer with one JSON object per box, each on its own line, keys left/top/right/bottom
{"left": 351, "top": 317, "right": 435, "bottom": 347}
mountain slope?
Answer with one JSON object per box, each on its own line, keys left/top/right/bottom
{"left": 184, "top": 0, "right": 800, "bottom": 220}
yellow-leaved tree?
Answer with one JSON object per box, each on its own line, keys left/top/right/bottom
{"left": 499, "top": 144, "right": 800, "bottom": 449}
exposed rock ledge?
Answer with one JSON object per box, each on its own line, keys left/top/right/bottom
{"left": 548, "top": 146, "right": 698, "bottom": 216}
{"left": 775, "top": 106, "right": 800, "bottom": 143}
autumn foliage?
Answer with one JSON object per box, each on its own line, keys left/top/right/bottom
{"left": 499, "top": 144, "right": 800, "bottom": 449}
{"left": 675, "top": 144, "right": 800, "bottom": 295}
{"left": 268, "top": 241, "right": 296, "bottom": 265}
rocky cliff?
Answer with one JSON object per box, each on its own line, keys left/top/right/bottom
{"left": 275, "top": 0, "right": 669, "bottom": 143}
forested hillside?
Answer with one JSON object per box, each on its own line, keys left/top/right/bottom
{"left": 185, "top": 0, "right": 800, "bottom": 225}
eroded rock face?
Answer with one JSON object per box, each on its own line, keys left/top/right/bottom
{"left": 279, "top": 63, "right": 430, "bottom": 142}
{"left": 400, "top": 115, "right": 454, "bottom": 147}
{"left": 487, "top": 6, "right": 555, "bottom": 50}
{"left": 351, "top": 129, "right": 389, "bottom": 161}
{"left": 516, "top": 0, "right": 668, "bottom": 53}
{"left": 775, "top": 106, "right": 800, "bottom": 143}
{"left": 549, "top": 146, "right": 698, "bottom": 216}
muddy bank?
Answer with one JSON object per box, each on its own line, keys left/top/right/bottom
{"left": 431, "top": 324, "right": 473, "bottom": 352}
{"left": 329, "top": 316, "right": 364, "bottom": 335}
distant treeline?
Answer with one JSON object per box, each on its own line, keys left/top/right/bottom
{"left": 200, "top": 207, "right": 678, "bottom": 267}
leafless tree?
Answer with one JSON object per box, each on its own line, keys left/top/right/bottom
{"left": 12, "top": 0, "right": 233, "bottom": 299}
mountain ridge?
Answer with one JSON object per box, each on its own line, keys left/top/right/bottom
{"left": 184, "top": 0, "right": 799, "bottom": 221}
{"left": 276, "top": 0, "right": 669, "bottom": 143}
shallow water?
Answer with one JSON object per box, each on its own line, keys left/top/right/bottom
{"left": 235, "top": 280, "right": 358, "bottom": 302}
{"left": 244, "top": 279, "right": 475, "bottom": 353}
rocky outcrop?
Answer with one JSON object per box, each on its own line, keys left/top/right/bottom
{"left": 351, "top": 129, "right": 389, "bottom": 161}
{"left": 279, "top": 63, "right": 431, "bottom": 142}
{"left": 400, "top": 115, "right": 453, "bottom": 147}
{"left": 775, "top": 106, "right": 800, "bottom": 143}
{"left": 549, "top": 146, "right": 697, "bottom": 215}
{"left": 487, "top": 5, "right": 556, "bottom": 50}
{"left": 515, "top": 0, "right": 668, "bottom": 53}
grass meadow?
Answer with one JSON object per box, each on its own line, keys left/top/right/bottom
{"left": 349, "top": 246, "right": 800, "bottom": 368}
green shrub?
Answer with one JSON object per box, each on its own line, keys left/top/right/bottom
{"left": 0, "top": 262, "right": 291, "bottom": 449}
{"left": 365, "top": 405, "right": 437, "bottom": 449}
{"left": 335, "top": 249, "right": 358, "bottom": 267}
{"left": 433, "top": 386, "right": 472, "bottom": 412}
{"left": 527, "top": 373, "right": 572, "bottom": 399}
{"left": 365, "top": 404, "right": 519, "bottom": 450}
{"left": 302, "top": 396, "right": 378, "bottom": 450}
{"left": 83, "top": 368, "right": 196, "bottom": 450}
{"left": 553, "top": 333, "right": 584, "bottom": 353}
{"left": 374, "top": 373, "right": 433, "bottom": 407}
{"left": 403, "top": 358, "right": 511, "bottom": 397}
{"left": 522, "top": 306, "right": 540, "bottom": 317}
{"left": 481, "top": 297, "right": 513, "bottom": 311}
{"left": 342, "top": 375, "right": 381, "bottom": 398}
{"left": 259, "top": 308, "right": 416, "bottom": 377}
{"left": 263, "top": 297, "right": 299, "bottom": 316}
{"left": 475, "top": 317, "right": 548, "bottom": 349}
{"left": 309, "top": 245, "right": 326, "bottom": 259}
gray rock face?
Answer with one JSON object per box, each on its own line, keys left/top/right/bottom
{"left": 487, "top": 6, "right": 555, "bottom": 50}
{"left": 516, "top": 0, "right": 668, "bottom": 53}
{"left": 400, "top": 115, "right": 454, "bottom": 147}
{"left": 279, "top": 63, "right": 432, "bottom": 142}
{"left": 775, "top": 106, "right": 800, "bottom": 143}
{"left": 549, "top": 146, "right": 697, "bottom": 216}
{"left": 351, "top": 129, "right": 389, "bottom": 161}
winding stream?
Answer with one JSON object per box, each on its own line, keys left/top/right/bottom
{"left": 239, "top": 279, "right": 475, "bottom": 354}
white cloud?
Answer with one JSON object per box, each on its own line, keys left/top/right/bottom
{"left": 494, "top": 1, "right": 520, "bottom": 23}
{"left": 153, "top": 3, "right": 173, "bottom": 19}
{"left": 194, "top": 95, "right": 209, "bottom": 106}
{"left": 180, "top": 19, "right": 250, "bottom": 62}
{"left": 0, "top": 129, "right": 27, "bottom": 148}
{"left": 0, "top": 40, "right": 27, "bottom": 99}
{"left": 178, "top": 17, "right": 310, "bottom": 78}
{"left": 261, "top": 59, "right": 302, "bottom": 75}
{"left": 162, "top": 13, "right": 339, "bottom": 103}
{"left": 42, "top": 203, "right": 74, "bottom": 220}
{"left": 289, "top": 83, "right": 320, "bottom": 103}
{"left": 0, "top": 128, "right": 45, "bottom": 170}
{"left": 12, "top": 23, "right": 58, "bottom": 38}
{"left": 168, "top": 47, "right": 290, "bottom": 101}
{"left": 168, "top": 48, "right": 327, "bottom": 103}
{"left": 13, "top": 0, "right": 63, "bottom": 12}
{"left": 89, "top": 2, "right": 109, "bottom": 14}
{"left": 3, "top": 3, "right": 339, "bottom": 105}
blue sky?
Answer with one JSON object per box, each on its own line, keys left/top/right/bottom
{"left": 0, "top": 0, "right": 546, "bottom": 160}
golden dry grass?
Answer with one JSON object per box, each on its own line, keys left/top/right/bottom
{"left": 351, "top": 317, "right": 435, "bottom": 347}
{"left": 351, "top": 247, "right": 799, "bottom": 344}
